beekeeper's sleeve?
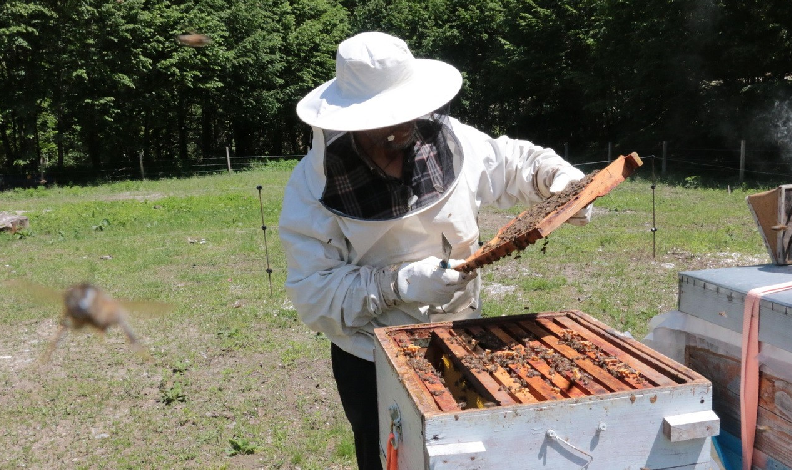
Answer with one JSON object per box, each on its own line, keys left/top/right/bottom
{"left": 278, "top": 160, "right": 399, "bottom": 340}
{"left": 453, "top": 120, "right": 585, "bottom": 209}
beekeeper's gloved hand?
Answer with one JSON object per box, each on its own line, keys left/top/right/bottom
{"left": 549, "top": 168, "right": 592, "bottom": 226}
{"left": 432, "top": 276, "right": 477, "bottom": 314}
{"left": 379, "top": 256, "right": 474, "bottom": 307}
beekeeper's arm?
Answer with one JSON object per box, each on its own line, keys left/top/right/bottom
{"left": 455, "top": 119, "right": 591, "bottom": 225}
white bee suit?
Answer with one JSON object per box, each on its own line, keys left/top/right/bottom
{"left": 278, "top": 117, "right": 585, "bottom": 361}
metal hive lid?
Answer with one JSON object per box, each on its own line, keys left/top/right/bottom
{"left": 679, "top": 265, "right": 792, "bottom": 307}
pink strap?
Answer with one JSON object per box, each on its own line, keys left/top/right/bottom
{"left": 741, "top": 281, "right": 792, "bottom": 470}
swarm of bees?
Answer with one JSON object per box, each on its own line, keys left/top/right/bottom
{"left": 5, "top": 280, "right": 173, "bottom": 363}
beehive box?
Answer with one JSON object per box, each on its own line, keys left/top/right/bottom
{"left": 652, "top": 265, "right": 792, "bottom": 469}
{"left": 677, "top": 265, "right": 792, "bottom": 352}
{"left": 375, "top": 310, "right": 718, "bottom": 470}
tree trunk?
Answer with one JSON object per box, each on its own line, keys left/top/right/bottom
{"left": 178, "top": 94, "right": 188, "bottom": 162}
{"left": 0, "top": 121, "right": 16, "bottom": 170}
{"left": 86, "top": 111, "right": 102, "bottom": 171}
{"left": 201, "top": 98, "right": 213, "bottom": 160}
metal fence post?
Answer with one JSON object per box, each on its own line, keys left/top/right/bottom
{"left": 740, "top": 140, "right": 746, "bottom": 183}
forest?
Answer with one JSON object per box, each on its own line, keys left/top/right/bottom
{"left": 1, "top": 0, "right": 791, "bottom": 185}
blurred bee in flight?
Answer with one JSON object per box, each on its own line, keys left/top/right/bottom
{"left": 175, "top": 33, "right": 212, "bottom": 47}
{"left": 4, "top": 280, "right": 173, "bottom": 363}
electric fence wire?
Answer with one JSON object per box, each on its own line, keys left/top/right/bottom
{"left": 256, "top": 185, "right": 274, "bottom": 296}
{"left": 649, "top": 155, "right": 658, "bottom": 259}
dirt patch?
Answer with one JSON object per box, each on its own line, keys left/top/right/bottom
{"left": 0, "top": 302, "right": 353, "bottom": 469}
{"left": 99, "top": 192, "right": 167, "bottom": 202}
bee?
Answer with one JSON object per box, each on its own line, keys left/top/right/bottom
{"left": 176, "top": 33, "right": 213, "bottom": 48}
{"left": 4, "top": 280, "right": 172, "bottom": 363}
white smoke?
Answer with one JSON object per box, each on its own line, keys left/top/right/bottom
{"left": 774, "top": 98, "right": 792, "bottom": 161}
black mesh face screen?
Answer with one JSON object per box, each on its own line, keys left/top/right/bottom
{"left": 320, "top": 106, "right": 464, "bottom": 220}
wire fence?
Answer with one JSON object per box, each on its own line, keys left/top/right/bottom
{"left": 3, "top": 141, "right": 792, "bottom": 191}
{"left": 0, "top": 154, "right": 302, "bottom": 190}
{"left": 569, "top": 141, "right": 792, "bottom": 186}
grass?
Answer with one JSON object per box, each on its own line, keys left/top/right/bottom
{"left": 478, "top": 177, "right": 768, "bottom": 336}
{"left": 0, "top": 162, "right": 770, "bottom": 468}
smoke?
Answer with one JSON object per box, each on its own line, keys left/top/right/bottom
{"left": 772, "top": 98, "right": 792, "bottom": 161}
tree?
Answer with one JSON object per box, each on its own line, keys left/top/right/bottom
{"left": 0, "top": 1, "right": 53, "bottom": 173}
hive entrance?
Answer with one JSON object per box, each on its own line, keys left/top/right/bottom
{"left": 388, "top": 311, "right": 697, "bottom": 412}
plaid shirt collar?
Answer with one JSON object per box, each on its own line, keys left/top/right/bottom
{"left": 321, "top": 122, "right": 455, "bottom": 220}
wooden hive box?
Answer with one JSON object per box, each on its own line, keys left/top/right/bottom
{"left": 668, "top": 265, "right": 792, "bottom": 469}
{"left": 375, "top": 310, "right": 718, "bottom": 470}
{"left": 745, "top": 184, "right": 792, "bottom": 265}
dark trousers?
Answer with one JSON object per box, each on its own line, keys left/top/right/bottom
{"left": 331, "top": 343, "right": 383, "bottom": 470}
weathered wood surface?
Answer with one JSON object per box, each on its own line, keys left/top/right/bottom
{"left": 554, "top": 315, "right": 677, "bottom": 387}
{"left": 431, "top": 328, "right": 517, "bottom": 406}
{"left": 385, "top": 329, "right": 460, "bottom": 412}
{"left": 663, "top": 410, "right": 720, "bottom": 442}
{"left": 520, "top": 319, "right": 631, "bottom": 393}
{"left": 687, "top": 346, "right": 792, "bottom": 468}
{"left": 746, "top": 187, "right": 779, "bottom": 264}
{"left": 467, "top": 325, "right": 541, "bottom": 402}
{"left": 376, "top": 342, "right": 432, "bottom": 470}
{"left": 420, "top": 386, "right": 714, "bottom": 470}
{"left": 0, "top": 212, "right": 28, "bottom": 232}
{"left": 746, "top": 184, "right": 792, "bottom": 265}
{"left": 455, "top": 152, "right": 643, "bottom": 272}
{"left": 375, "top": 310, "right": 717, "bottom": 469}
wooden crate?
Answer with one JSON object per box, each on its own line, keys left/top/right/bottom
{"left": 674, "top": 265, "right": 792, "bottom": 469}
{"left": 745, "top": 184, "right": 792, "bottom": 265}
{"left": 375, "top": 310, "right": 718, "bottom": 470}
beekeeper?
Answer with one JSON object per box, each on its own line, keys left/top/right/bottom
{"left": 279, "top": 31, "right": 591, "bottom": 470}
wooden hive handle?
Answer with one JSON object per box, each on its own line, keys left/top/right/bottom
{"left": 455, "top": 152, "right": 643, "bottom": 272}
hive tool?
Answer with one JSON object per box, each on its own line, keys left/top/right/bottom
{"left": 440, "top": 232, "right": 452, "bottom": 269}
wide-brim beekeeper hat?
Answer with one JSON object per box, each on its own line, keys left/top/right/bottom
{"left": 296, "top": 32, "right": 463, "bottom": 132}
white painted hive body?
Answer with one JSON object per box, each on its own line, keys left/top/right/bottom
{"left": 375, "top": 310, "right": 718, "bottom": 470}
{"left": 646, "top": 265, "right": 792, "bottom": 469}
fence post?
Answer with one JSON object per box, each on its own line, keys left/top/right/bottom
{"left": 662, "top": 141, "right": 667, "bottom": 176}
{"left": 607, "top": 142, "right": 612, "bottom": 163}
{"left": 740, "top": 140, "right": 746, "bottom": 183}
{"left": 226, "top": 147, "right": 232, "bottom": 172}
{"left": 40, "top": 154, "right": 46, "bottom": 183}
{"left": 138, "top": 150, "right": 145, "bottom": 180}
{"left": 564, "top": 142, "right": 569, "bottom": 160}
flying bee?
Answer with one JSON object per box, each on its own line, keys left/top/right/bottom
{"left": 4, "top": 280, "right": 173, "bottom": 363}
{"left": 175, "top": 33, "right": 212, "bottom": 47}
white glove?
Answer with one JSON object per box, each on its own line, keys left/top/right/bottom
{"left": 548, "top": 171, "right": 576, "bottom": 194}
{"left": 432, "top": 281, "right": 477, "bottom": 314}
{"left": 549, "top": 168, "right": 592, "bottom": 226}
{"left": 396, "top": 256, "right": 475, "bottom": 307}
